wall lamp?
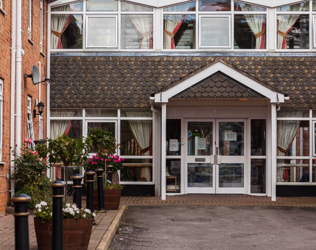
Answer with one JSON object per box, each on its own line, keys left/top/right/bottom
{"left": 33, "top": 102, "right": 45, "bottom": 118}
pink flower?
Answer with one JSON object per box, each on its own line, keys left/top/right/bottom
{"left": 28, "top": 138, "right": 33, "bottom": 144}
{"left": 45, "top": 157, "right": 48, "bottom": 161}
{"left": 101, "top": 158, "right": 104, "bottom": 161}
{"left": 106, "top": 159, "right": 111, "bottom": 162}
{"left": 24, "top": 139, "right": 29, "bottom": 142}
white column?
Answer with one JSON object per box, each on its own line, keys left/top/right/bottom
{"left": 161, "top": 104, "right": 167, "bottom": 200}
{"left": 271, "top": 104, "right": 277, "bottom": 201}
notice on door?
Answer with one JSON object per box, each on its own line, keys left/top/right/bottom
{"left": 169, "top": 139, "right": 179, "bottom": 151}
{"left": 198, "top": 138, "right": 206, "bottom": 150}
{"left": 224, "top": 131, "right": 237, "bottom": 141}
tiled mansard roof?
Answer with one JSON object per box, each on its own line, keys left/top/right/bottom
{"left": 50, "top": 56, "right": 316, "bottom": 109}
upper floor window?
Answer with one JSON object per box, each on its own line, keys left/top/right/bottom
{"left": 276, "top": 1, "right": 311, "bottom": 50}
{"left": 50, "top": 0, "right": 153, "bottom": 50}
{"left": 28, "top": 0, "right": 32, "bottom": 40}
{"left": 163, "top": 0, "right": 267, "bottom": 50}
{"left": 0, "top": 79, "right": 3, "bottom": 161}
{"left": 40, "top": 0, "right": 44, "bottom": 52}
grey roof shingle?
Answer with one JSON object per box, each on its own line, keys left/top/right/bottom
{"left": 50, "top": 56, "right": 316, "bottom": 109}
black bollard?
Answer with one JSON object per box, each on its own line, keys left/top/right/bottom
{"left": 95, "top": 168, "right": 106, "bottom": 212}
{"left": 85, "top": 170, "right": 95, "bottom": 224}
{"left": 50, "top": 180, "right": 65, "bottom": 250}
{"left": 11, "top": 194, "right": 31, "bottom": 250}
{"left": 71, "top": 174, "right": 83, "bottom": 209}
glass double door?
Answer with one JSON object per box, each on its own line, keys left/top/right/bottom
{"left": 185, "top": 119, "right": 246, "bottom": 194}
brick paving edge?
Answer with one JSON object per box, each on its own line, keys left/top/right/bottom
{"left": 96, "top": 205, "right": 126, "bottom": 250}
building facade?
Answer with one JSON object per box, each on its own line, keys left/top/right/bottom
{"left": 0, "top": 0, "right": 49, "bottom": 214}
{"left": 48, "top": 0, "right": 316, "bottom": 201}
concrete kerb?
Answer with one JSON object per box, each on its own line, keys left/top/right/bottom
{"left": 96, "top": 205, "right": 127, "bottom": 250}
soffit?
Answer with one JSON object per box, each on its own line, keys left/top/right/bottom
{"left": 50, "top": 56, "right": 316, "bottom": 109}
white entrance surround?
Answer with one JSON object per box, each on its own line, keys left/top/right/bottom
{"left": 154, "top": 61, "right": 285, "bottom": 201}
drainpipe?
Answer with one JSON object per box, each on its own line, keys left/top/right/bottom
{"left": 10, "top": 0, "right": 17, "bottom": 198}
{"left": 15, "top": 0, "right": 22, "bottom": 158}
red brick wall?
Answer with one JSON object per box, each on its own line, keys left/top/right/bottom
{"left": 0, "top": 0, "right": 48, "bottom": 214}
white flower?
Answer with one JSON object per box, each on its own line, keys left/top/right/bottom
{"left": 71, "top": 204, "right": 77, "bottom": 209}
{"left": 40, "top": 201, "right": 47, "bottom": 206}
{"left": 50, "top": 212, "right": 52, "bottom": 216}
{"left": 69, "top": 210, "right": 75, "bottom": 216}
{"left": 38, "top": 208, "right": 41, "bottom": 212}
{"left": 83, "top": 214, "right": 86, "bottom": 218}
{"left": 66, "top": 203, "right": 70, "bottom": 208}
{"left": 85, "top": 208, "right": 91, "bottom": 214}
{"left": 93, "top": 213, "right": 96, "bottom": 217}
{"left": 35, "top": 204, "right": 41, "bottom": 209}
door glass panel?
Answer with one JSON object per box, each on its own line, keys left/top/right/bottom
{"left": 87, "top": 122, "right": 115, "bottom": 153}
{"left": 219, "top": 163, "right": 244, "bottom": 187}
{"left": 219, "top": 122, "right": 244, "bottom": 156}
{"left": 188, "top": 163, "right": 213, "bottom": 187}
{"left": 187, "top": 122, "right": 212, "bottom": 155}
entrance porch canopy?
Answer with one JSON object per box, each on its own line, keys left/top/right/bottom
{"left": 153, "top": 61, "right": 285, "bottom": 201}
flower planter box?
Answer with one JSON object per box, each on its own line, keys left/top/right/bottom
{"left": 34, "top": 217, "right": 93, "bottom": 250}
{"left": 94, "top": 188, "right": 121, "bottom": 210}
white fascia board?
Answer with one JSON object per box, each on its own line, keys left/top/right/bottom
{"left": 50, "top": 0, "right": 81, "bottom": 7}
{"left": 155, "top": 62, "right": 284, "bottom": 104}
{"left": 127, "top": 0, "right": 306, "bottom": 8}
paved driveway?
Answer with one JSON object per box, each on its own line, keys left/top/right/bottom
{"left": 110, "top": 206, "right": 316, "bottom": 250}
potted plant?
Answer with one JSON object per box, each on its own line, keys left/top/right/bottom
{"left": 47, "top": 134, "right": 90, "bottom": 198}
{"left": 11, "top": 138, "right": 52, "bottom": 209}
{"left": 34, "top": 201, "right": 95, "bottom": 250}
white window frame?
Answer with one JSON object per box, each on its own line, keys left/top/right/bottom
{"left": 0, "top": 0, "right": 3, "bottom": 10}
{"left": 0, "top": 79, "right": 3, "bottom": 161}
{"left": 313, "top": 15, "right": 316, "bottom": 47}
{"left": 28, "top": 0, "right": 32, "bottom": 40}
{"left": 27, "top": 97, "right": 35, "bottom": 149}
{"left": 40, "top": 0, "right": 43, "bottom": 52}
{"left": 199, "top": 15, "right": 231, "bottom": 49}
{"left": 85, "top": 15, "right": 118, "bottom": 48}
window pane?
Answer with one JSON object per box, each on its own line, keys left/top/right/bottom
{"left": 187, "top": 122, "right": 212, "bottom": 156}
{"left": 121, "top": 15, "right": 153, "bottom": 49}
{"left": 87, "top": 17, "right": 116, "bottom": 47}
{"left": 313, "top": 0, "right": 316, "bottom": 11}
{"left": 234, "top": 15, "right": 266, "bottom": 49}
{"left": 50, "top": 109, "right": 82, "bottom": 117}
{"left": 277, "top": 1, "right": 309, "bottom": 11}
{"left": 234, "top": 1, "right": 266, "bottom": 11}
{"left": 87, "top": 122, "right": 115, "bottom": 153}
{"left": 120, "top": 120, "right": 152, "bottom": 156}
{"left": 120, "top": 159, "right": 152, "bottom": 182}
{"left": 277, "top": 15, "right": 309, "bottom": 49}
{"left": 199, "top": 0, "right": 231, "bottom": 11}
{"left": 50, "top": 120, "right": 82, "bottom": 139}
{"left": 219, "top": 122, "right": 244, "bottom": 156}
{"left": 51, "top": 2, "right": 83, "bottom": 12}
{"left": 201, "top": 16, "right": 230, "bottom": 47}
{"left": 167, "top": 159, "right": 181, "bottom": 193}
{"left": 219, "top": 164, "right": 244, "bottom": 187}
{"left": 278, "top": 110, "right": 308, "bottom": 117}
{"left": 164, "top": 1, "right": 196, "bottom": 11}
{"left": 51, "top": 14, "right": 83, "bottom": 49}
{"left": 120, "top": 109, "right": 152, "bottom": 117}
{"left": 164, "top": 15, "right": 196, "bottom": 49}
{"left": 167, "top": 119, "right": 181, "bottom": 156}
{"left": 86, "top": 0, "right": 117, "bottom": 11}
{"left": 251, "top": 120, "right": 266, "bottom": 156}
{"left": 251, "top": 159, "right": 266, "bottom": 193}
{"left": 121, "top": 2, "right": 153, "bottom": 12}
{"left": 85, "top": 109, "right": 117, "bottom": 117}
{"left": 277, "top": 121, "right": 309, "bottom": 157}
{"left": 277, "top": 159, "right": 309, "bottom": 182}
{"left": 188, "top": 163, "right": 213, "bottom": 187}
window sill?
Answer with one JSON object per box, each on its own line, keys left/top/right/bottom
{"left": 28, "top": 39, "right": 34, "bottom": 45}
{"left": 0, "top": 162, "right": 6, "bottom": 165}
{"left": 40, "top": 52, "right": 46, "bottom": 57}
{"left": 0, "top": 8, "right": 6, "bottom": 15}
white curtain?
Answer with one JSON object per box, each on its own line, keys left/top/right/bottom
{"left": 277, "top": 4, "right": 305, "bottom": 49}
{"left": 240, "top": 5, "right": 265, "bottom": 49}
{"left": 126, "top": 112, "right": 152, "bottom": 181}
{"left": 277, "top": 111, "right": 303, "bottom": 181}
{"left": 50, "top": 111, "right": 75, "bottom": 139}
{"left": 164, "top": 4, "right": 189, "bottom": 49}
{"left": 127, "top": 4, "right": 153, "bottom": 49}
{"left": 51, "top": 5, "right": 72, "bottom": 49}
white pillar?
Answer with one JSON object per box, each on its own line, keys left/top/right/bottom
{"left": 271, "top": 104, "right": 277, "bottom": 201}
{"left": 161, "top": 104, "right": 167, "bottom": 200}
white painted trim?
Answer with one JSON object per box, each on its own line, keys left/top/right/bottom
{"left": 271, "top": 104, "right": 277, "bottom": 201}
{"left": 154, "top": 62, "right": 284, "bottom": 103}
{"left": 161, "top": 104, "right": 167, "bottom": 200}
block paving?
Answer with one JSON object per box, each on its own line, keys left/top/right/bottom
{"left": 1, "top": 195, "right": 316, "bottom": 249}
